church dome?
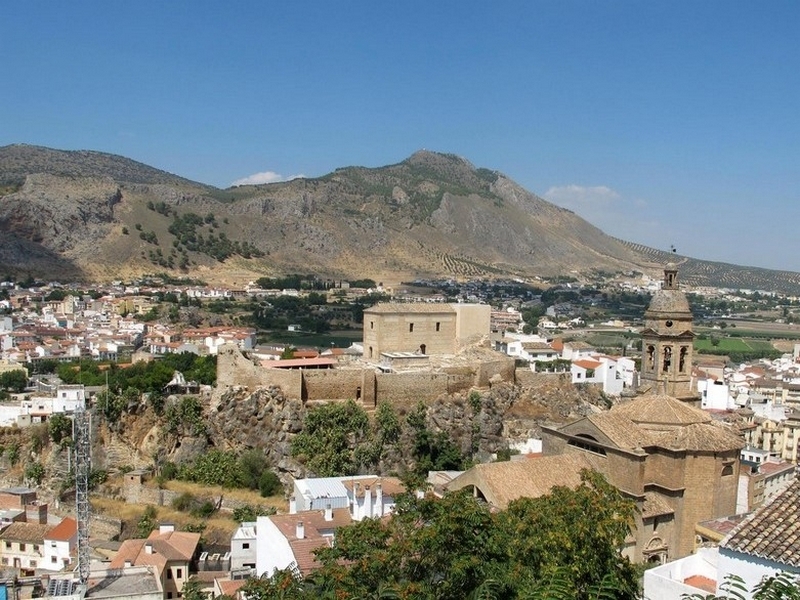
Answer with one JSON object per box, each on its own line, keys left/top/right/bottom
{"left": 646, "top": 289, "right": 692, "bottom": 315}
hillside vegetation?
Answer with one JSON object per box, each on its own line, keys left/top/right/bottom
{"left": 1, "top": 144, "right": 799, "bottom": 293}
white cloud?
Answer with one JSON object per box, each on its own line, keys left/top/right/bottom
{"left": 543, "top": 184, "right": 621, "bottom": 211}
{"left": 543, "top": 183, "right": 658, "bottom": 243}
{"left": 231, "top": 171, "right": 306, "bottom": 186}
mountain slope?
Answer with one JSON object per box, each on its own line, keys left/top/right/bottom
{"left": 0, "top": 144, "right": 797, "bottom": 293}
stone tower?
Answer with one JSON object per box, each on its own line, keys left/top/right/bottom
{"left": 640, "top": 263, "right": 696, "bottom": 400}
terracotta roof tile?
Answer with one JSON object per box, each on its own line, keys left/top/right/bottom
{"left": 0, "top": 522, "right": 50, "bottom": 543}
{"left": 46, "top": 517, "right": 77, "bottom": 542}
{"left": 722, "top": 477, "right": 800, "bottom": 567}
{"left": 447, "top": 454, "right": 602, "bottom": 509}
{"left": 289, "top": 537, "right": 333, "bottom": 574}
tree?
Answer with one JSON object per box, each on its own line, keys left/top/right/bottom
{"left": 291, "top": 400, "right": 370, "bottom": 476}
{"left": 181, "top": 577, "right": 209, "bottom": 600}
{"left": 682, "top": 572, "right": 800, "bottom": 600}
{"left": 49, "top": 413, "right": 73, "bottom": 446}
{"left": 136, "top": 506, "right": 158, "bottom": 538}
{"left": 24, "top": 461, "right": 45, "bottom": 485}
{"left": 0, "top": 369, "right": 27, "bottom": 393}
{"left": 246, "top": 472, "right": 640, "bottom": 599}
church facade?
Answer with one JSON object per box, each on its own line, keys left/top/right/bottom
{"left": 451, "top": 264, "right": 744, "bottom": 563}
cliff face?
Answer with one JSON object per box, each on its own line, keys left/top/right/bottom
{"left": 93, "top": 375, "right": 608, "bottom": 480}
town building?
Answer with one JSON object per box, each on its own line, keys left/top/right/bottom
{"left": 644, "top": 477, "right": 800, "bottom": 599}
{"left": 109, "top": 524, "right": 200, "bottom": 599}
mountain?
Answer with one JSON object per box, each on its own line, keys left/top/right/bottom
{"left": 1, "top": 144, "right": 799, "bottom": 293}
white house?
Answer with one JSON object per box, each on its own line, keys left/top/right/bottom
{"left": 230, "top": 521, "right": 256, "bottom": 573}
{"left": 698, "top": 377, "right": 733, "bottom": 410}
{"left": 43, "top": 517, "right": 77, "bottom": 571}
{"left": 53, "top": 385, "right": 86, "bottom": 413}
{"left": 255, "top": 508, "right": 350, "bottom": 578}
{"left": 290, "top": 475, "right": 403, "bottom": 520}
{"left": 570, "top": 355, "right": 625, "bottom": 396}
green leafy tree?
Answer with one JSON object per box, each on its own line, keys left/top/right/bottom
{"left": 406, "top": 401, "right": 466, "bottom": 478}
{"left": 6, "top": 442, "right": 19, "bottom": 466}
{"left": 136, "top": 506, "right": 158, "bottom": 538}
{"left": 232, "top": 504, "right": 276, "bottom": 523}
{"left": 237, "top": 449, "right": 269, "bottom": 491}
{"left": 0, "top": 369, "right": 27, "bottom": 393}
{"left": 259, "top": 471, "right": 282, "bottom": 497}
{"left": 246, "top": 472, "right": 639, "bottom": 599}
{"left": 24, "top": 461, "right": 45, "bottom": 485}
{"left": 181, "top": 578, "right": 209, "bottom": 600}
{"left": 291, "top": 400, "right": 370, "bottom": 476}
{"left": 48, "top": 413, "right": 73, "bottom": 446}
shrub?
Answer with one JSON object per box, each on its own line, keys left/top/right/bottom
{"left": 25, "top": 462, "right": 45, "bottom": 485}
{"left": 259, "top": 471, "right": 282, "bottom": 497}
{"left": 172, "top": 492, "right": 196, "bottom": 512}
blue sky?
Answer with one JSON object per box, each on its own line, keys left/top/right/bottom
{"left": 2, "top": 2, "right": 798, "bottom": 272}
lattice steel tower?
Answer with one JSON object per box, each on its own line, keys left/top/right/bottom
{"left": 73, "top": 405, "right": 91, "bottom": 584}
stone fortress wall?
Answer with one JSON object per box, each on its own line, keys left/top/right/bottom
{"left": 215, "top": 343, "right": 515, "bottom": 407}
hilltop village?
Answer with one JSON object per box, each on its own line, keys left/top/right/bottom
{"left": 0, "top": 266, "right": 798, "bottom": 598}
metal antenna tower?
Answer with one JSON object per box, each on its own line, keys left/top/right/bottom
{"left": 73, "top": 404, "right": 91, "bottom": 584}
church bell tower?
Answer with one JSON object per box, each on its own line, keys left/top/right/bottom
{"left": 640, "top": 263, "right": 696, "bottom": 400}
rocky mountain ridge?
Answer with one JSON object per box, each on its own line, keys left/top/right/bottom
{"left": 2, "top": 144, "right": 799, "bottom": 293}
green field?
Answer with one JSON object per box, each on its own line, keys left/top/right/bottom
{"left": 694, "top": 337, "right": 775, "bottom": 352}
{"left": 258, "top": 329, "right": 363, "bottom": 349}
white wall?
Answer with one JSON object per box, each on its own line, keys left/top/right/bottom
{"left": 42, "top": 538, "right": 73, "bottom": 571}
{"left": 717, "top": 549, "right": 797, "bottom": 598}
{"left": 255, "top": 516, "right": 295, "bottom": 578}
{"left": 643, "top": 548, "right": 719, "bottom": 600}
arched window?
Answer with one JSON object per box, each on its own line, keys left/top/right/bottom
{"left": 679, "top": 346, "right": 688, "bottom": 373}
{"left": 663, "top": 346, "right": 672, "bottom": 372}
{"left": 647, "top": 345, "right": 655, "bottom": 370}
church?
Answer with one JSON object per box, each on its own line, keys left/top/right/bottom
{"left": 449, "top": 263, "right": 744, "bottom": 562}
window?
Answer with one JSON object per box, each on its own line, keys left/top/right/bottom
{"left": 167, "top": 594, "right": 173, "bottom": 599}
{"left": 176, "top": 568, "right": 183, "bottom": 579}
{"left": 435, "top": 322, "right": 440, "bottom": 332}
{"left": 4, "top": 542, "right": 10, "bottom": 550}
{"left": 20, "top": 543, "right": 25, "bottom": 551}
{"left": 30, "top": 560, "right": 36, "bottom": 568}
{"left": 167, "top": 570, "right": 173, "bottom": 580}
{"left": 1, "top": 558, "right": 7, "bottom": 565}
{"left": 409, "top": 323, "right": 414, "bottom": 333}
{"left": 33, "top": 544, "right": 39, "bottom": 552}
{"left": 370, "top": 321, "right": 374, "bottom": 329}
{"left": 242, "top": 543, "right": 250, "bottom": 549}
{"left": 51, "top": 556, "right": 57, "bottom": 563}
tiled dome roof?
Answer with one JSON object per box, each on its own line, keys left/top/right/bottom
{"left": 612, "top": 394, "right": 710, "bottom": 427}
{"left": 646, "top": 289, "right": 692, "bottom": 315}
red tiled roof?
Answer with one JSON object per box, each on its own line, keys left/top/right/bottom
{"left": 684, "top": 575, "right": 716, "bottom": 593}
{"left": 46, "top": 517, "right": 77, "bottom": 542}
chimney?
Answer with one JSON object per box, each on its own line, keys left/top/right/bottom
{"left": 375, "top": 482, "right": 383, "bottom": 517}
{"left": 145, "top": 542, "right": 153, "bottom": 554}
{"left": 296, "top": 521, "right": 304, "bottom": 539}
{"left": 124, "top": 559, "right": 132, "bottom": 568}
{"left": 159, "top": 523, "right": 175, "bottom": 534}
{"left": 324, "top": 503, "right": 333, "bottom": 522}
{"left": 364, "top": 486, "right": 372, "bottom": 519}
{"left": 289, "top": 496, "right": 296, "bottom": 514}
